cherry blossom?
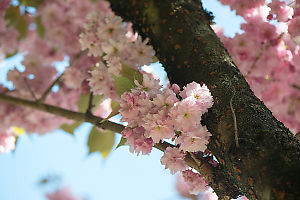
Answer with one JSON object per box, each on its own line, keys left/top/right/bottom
{"left": 122, "top": 127, "right": 153, "bottom": 155}
{"left": 160, "top": 147, "right": 187, "bottom": 174}
{"left": 0, "top": 130, "right": 15, "bottom": 153}
{"left": 181, "top": 170, "right": 209, "bottom": 195}
{"left": 46, "top": 187, "right": 83, "bottom": 200}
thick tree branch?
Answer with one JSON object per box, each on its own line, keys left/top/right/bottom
{"left": 107, "top": 0, "right": 300, "bottom": 199}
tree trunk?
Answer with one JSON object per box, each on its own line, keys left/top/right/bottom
{"left": 107, "top": 0, "right": 300, "bottom": 199}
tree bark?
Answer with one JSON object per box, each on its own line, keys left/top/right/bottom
{"left": 107, "top": 0, "right": 300, "bottom": 199}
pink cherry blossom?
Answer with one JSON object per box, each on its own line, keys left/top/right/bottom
{"left": 63, "top": 67, "right": 87, "bottom": 89}
{"left": 268, "top": 0, "right": 293, "bottom": 22}
{"left": 0, "top": 130, "right": 15, "bottom": 153}
{"left": 176, "top": 173, "right": 192, "bottom": 198}
{"left": 228, "top": 0, "right": 266, "bottom": 17}
{"left": 134, "top": 73, "right": 162, "bottom": 97}
{"left": 289, "top": 16, "right": 300, "bottom": 38}
{"left": 152, "top": 88, "right": 178, "bottom": 109}
{"left": 46, "top": 187, "right": 83, "bottom": 200}
{"left": 120, "top": 89, "right": 151, "bottom": 127}
{"left": 93, "top": 98, "right": 112, "bottom": 119}
{"left": 127, "top": 36, "right": 155, "bottom": 68}
{"left": 181, "top": 170, "right": 209, "bottom": 195}
{"left": 160, "top": 147, "right": 187, "bottom": 174}
{"left": 180, "top": 82, "right": 214, "bottom": 114}
{"left": 176, "top": 125, "right": 211, "bottom": 152}
{"left": 171, "top": 83, "right": 180, "bottom": 94}
{"left": 122, "top": 127, "right": 153, "bottom": 155}
{"left": 143, "top": 111, "right": 174, "bottom": 143}
{"left": 169, "top": 100, "right": 203, "bottom": 132}
{"left": 88, "top": 62, "right": 119, "bottom": 100}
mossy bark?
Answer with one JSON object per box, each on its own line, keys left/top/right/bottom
{"left": 107, "top": 0, "right": 300, "bottom": 199}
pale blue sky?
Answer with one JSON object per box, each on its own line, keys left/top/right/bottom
{"left": 0, "top": 1, "right": 243, "bottom": 200}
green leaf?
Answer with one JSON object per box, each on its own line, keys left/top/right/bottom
{"left": 12, "top": 135, "right": 19, "bottom": 154}
{"left": 15, "top": 17, "right": 28, "bottom": 39}
{"left": 112, "top": 75, "right": 136, "bottom": 96}
{"left": 120, "top": 63, "right": 143, "bottom": 84}
{"left": 78, "top": 94, "right": 104, "bottom": 113}
{"left": 111, "top": 100, "right": 119, "bottom": 110}
{"left": 60, "top": 121, "right": 82, "bottom": 135}
{"left": 35, "top": 16, "right": 45, "bottom": 38}
{"left": 5, "top": 50, "right": 18, "bottom": 58}
{"left": 5, "top": 6, "right": 28, "bottom": 39}
{"left": 22, "top": 0, "right": 44, "bottom": 8}
{"left": 4, "top": 6, "right": 19, "bottom": 24}
{"left": 100, "top": 100, "right": 120, "bottom": 123}
{"left": 115, "top": 137, "right": 127, "bottom": 149}
{"left": 87, "top": 126, "right": 115, "bottom": 158}
{"left": 151, "top": 56, "right": 159, "bottom": 63}
{"left": 93, "top": 95, "right": 105, "bottom": 109}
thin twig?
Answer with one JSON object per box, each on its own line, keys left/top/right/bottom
{"left": 245, "top": 50, "right": 264, "bottom": 78}
{"left": 38, "top": 52, "right": 82, "bottom": 103}
{"left": 288, "top": 0, "right": 296, "bottom": 7}
{"left": 246, "top": 34, "right": 283, "bottom": 78}
{"left": 189, "top": 152, "right": 202, "bottom": 168}
{"left": 86, "top": 92, "right": 94, "bottom": 114}
{"left": 24, "top": 79, "right": 37, "bottom": 100}
{"left": 292, "top": 83, "right": 300, "bottom": 91}
{"left": 39, "top": 74, "right": 63, "bottom": 102}
{"left": 189, "top": 195, "right": 198, "bottom": 200}
{"left": 230, "top": 89, "right": 239, "bottom": 148}
{"left": 17, "top": 71, "right": 37, "bottom": 100}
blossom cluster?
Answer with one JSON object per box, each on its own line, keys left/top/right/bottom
{"left": 120, "top": 74, "right": 213, "bottom": 154}
{"left": 181, "top": 170, "right": 210, "bottom": 195}
{"left": 0, "top": 86, "right": 80, "bottom": 140}
{"left": 0, "top": 0, "right": 156, "bottom": 157}
{"left": 0, "top": 0, "right": 156, "bottom": 155}
{"left": 120, "top": 73, "right": 214, "bottom": 194}
{"left": 79, "top": 11, "right": 155, "bottom": 100}
{"left": 216, "top": 0, "right": 300, "bottom": 133}
{"left": 0, "top": 0, "right": 115, "bottom": 153}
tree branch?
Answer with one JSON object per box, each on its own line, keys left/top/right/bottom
{"left": 0, "top": 93, "right": 214, "bottom": 182}
{"left": 0, "top": 93, "right": 123, "bottom": 132}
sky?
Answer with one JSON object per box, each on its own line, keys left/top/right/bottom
{"left": 0, "top": 1, "right": 243, "bottom": 200}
